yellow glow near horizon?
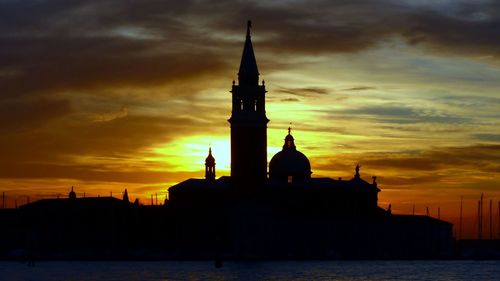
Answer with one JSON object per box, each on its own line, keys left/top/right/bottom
{"left": 147, "top": 132, "right": 298, "bottom": 176}
{"left": 148, "top": 135, "right": 231, "bottom": 174}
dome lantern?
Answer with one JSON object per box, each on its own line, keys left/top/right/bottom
{"left": 284, "top": 127, "right": 296, "bottom": 150}
{"left": 269, "top": 128, "right": 311, "bottom": 183}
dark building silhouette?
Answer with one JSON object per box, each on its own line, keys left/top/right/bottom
{"left": 229, "top": 21, "right": 269, "bottom": 184}
{"left": 0, "top": 21, "right": 457, "bottom": 260}
{"left": 169, "top": 21, "right": 382, "bottom": 215}
{"left": 165, "top": 21, "right": 453, "bottom": 259}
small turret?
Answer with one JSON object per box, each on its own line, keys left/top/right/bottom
{"left": 205, "top": 147, "right": 216, "bottom": 181}
{"left": 354, "top": 164, "right": 361, "bottom": 179}
{"left": 123, "top": 189, "right": 129, "bottom": 203}
{"left": 69, "top": 186, "right": 76, "bottom": 199}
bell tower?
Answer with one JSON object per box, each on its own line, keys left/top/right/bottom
{"left": 228, "top": 21, "right": 269, "bottom": 185}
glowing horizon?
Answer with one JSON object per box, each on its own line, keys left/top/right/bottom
{"left": 0, "top": 1, "right": 499, "bottom": 239}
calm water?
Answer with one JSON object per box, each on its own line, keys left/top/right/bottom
{"left": 1, "top": 261, "right": 499, "bottom": 281}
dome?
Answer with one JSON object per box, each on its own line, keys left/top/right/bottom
{"left": 269, "top": 128, "right": 311, "bottom": 182}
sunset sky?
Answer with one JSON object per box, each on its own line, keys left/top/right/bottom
{"left": 1, "top": 0, "right": 499, "bottom": 238}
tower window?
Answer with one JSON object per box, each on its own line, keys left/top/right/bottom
{"left": 288, "top": 176, "right": 293, "bottom": 183}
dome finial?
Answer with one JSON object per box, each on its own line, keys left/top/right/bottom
{"left": 283, "top": 125, "right": 296, "bottom": 150}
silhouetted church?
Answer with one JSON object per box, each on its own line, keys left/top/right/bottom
{"left": 165, "top": 21, "right": 453, "bottom": 259}
{"left": 169, "top": 22, "right": 381, "bottom": 210}
{"left": 0, "top": 22, "right": 453, "bottom": 260}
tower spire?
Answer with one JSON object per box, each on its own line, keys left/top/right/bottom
{"left": 238, "top": 19, "right": 259, "bottom": 85}
{"left": 229, "top": 21, "right": 269, "bottom": 185}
